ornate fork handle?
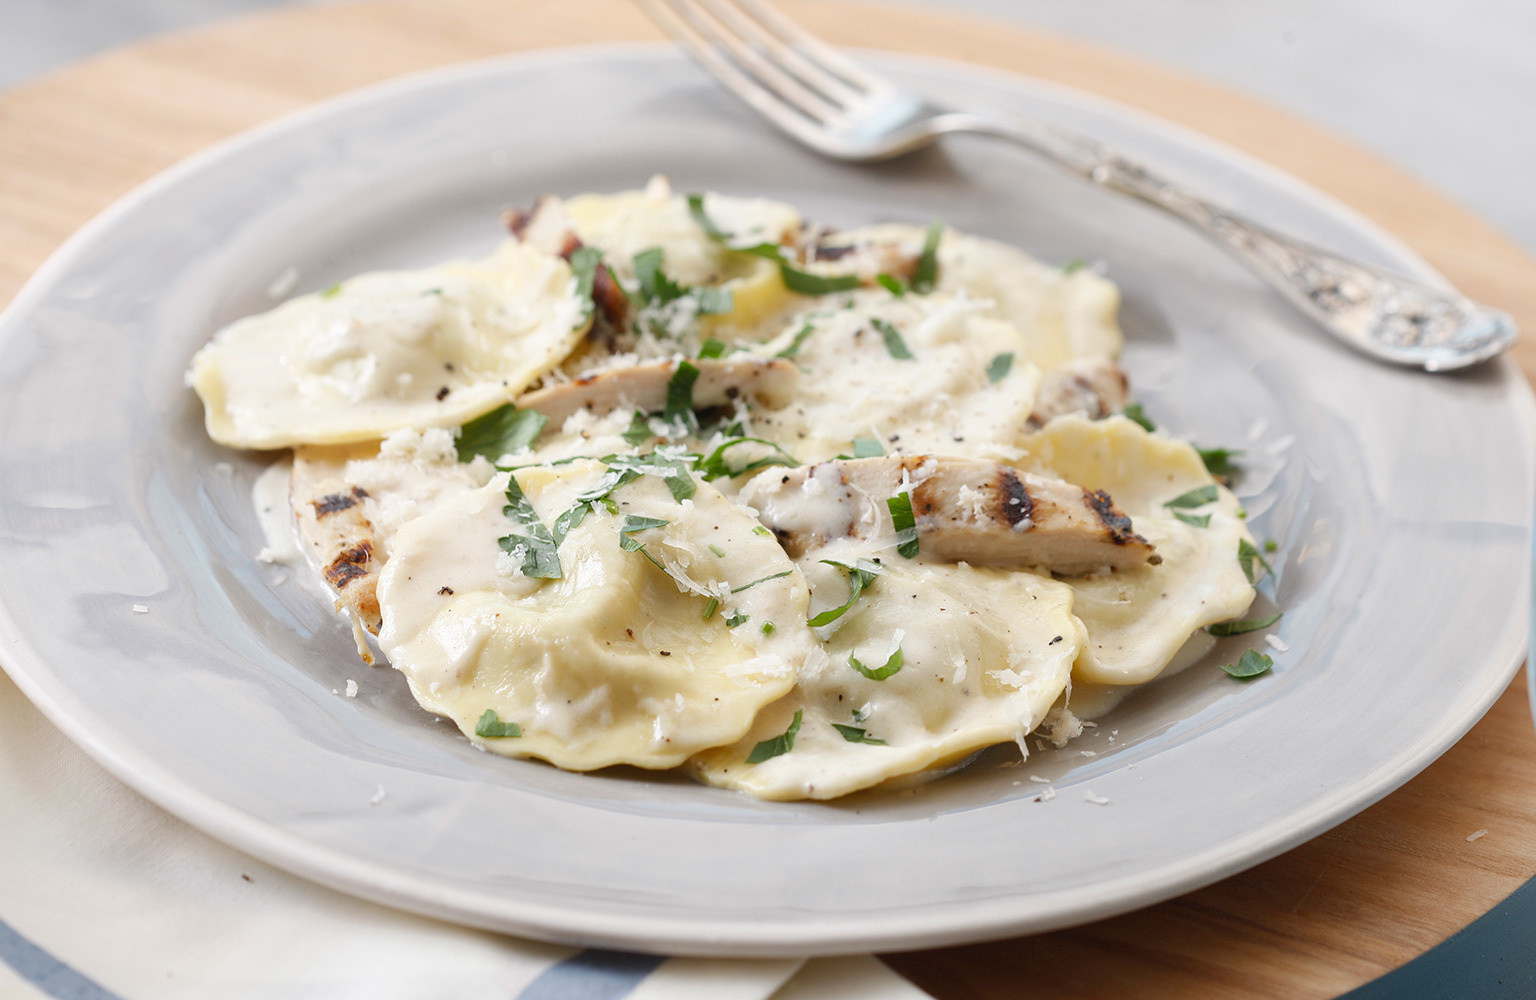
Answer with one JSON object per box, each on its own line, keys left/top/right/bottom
{"left": 928, "top": 110, "right": 1517, "bottom": 371}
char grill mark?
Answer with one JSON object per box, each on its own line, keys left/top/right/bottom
{"left": 326, "top": 541, "right": 373, "bottom": 589}
{"left": 1083, "top": 488, "right": 1144, "bottom": 546}
{"left": 998, "top": 469, "right": 1033, "bottom": 527}
{"left": 314, "top": 485, "right": 369, "bottom": 517}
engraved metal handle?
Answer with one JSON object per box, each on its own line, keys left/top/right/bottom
{"left": 927, "top": 110, "right": 1517, "bottom": 372}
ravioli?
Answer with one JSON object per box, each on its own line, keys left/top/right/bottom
{"left": 747, "top": 290, "right": 1045, "bottom": 464}
{"left": 692, "top": 552, "right": 1084, "bottom": 800}
{"left": 374, "top": 461, "right": 814, "bottom": 770}
{"left": 189, "top": 240, "right": 588, "bottom": 449}
{"left": 1011, "top": 415, "right": 1256, "bottom": 686}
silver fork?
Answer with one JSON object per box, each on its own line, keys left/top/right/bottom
{"left": 639, "top": 0, "right": 1517, "bottom": 372}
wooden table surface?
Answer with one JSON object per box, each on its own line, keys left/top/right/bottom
{"left": 2, "top": 1, "right": 1533, "bottom": 997}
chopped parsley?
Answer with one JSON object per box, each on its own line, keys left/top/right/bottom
{"left": 911, "top": 220, "right": 943, "bottom": 293}
{"left": 986, "top": 352, "right": 1014, "bottom": 383}
{"left": 633, "top": 247, "right": 686, "bottom": 306}
{"left": 1207, "top": 612, "right": 1283, "bottom": 636}
{"left": 456, "top": 404, "right": 548, "bottom": 464}
{"left": 499, "top": 476, "right": 563, "bottom": 579}
{"left": 872, "top": 317, "right": 913, "bottom": 360}
{"left": 1222, "top": 649, "right": 1273, "bottom": 680}
{"left": 876, "top": 273, "right": 908, "bottom": 296}
{"left": 807, "top": 558, "right": 881, "bottom": 627}
{"left": 1238, "top": 538, "right": 1273, "bottom": 584}
{"left": 849, "top": 645, "right": 904, "bottom": 681}
{"left": 1164, "top": 485, "right": 1219, "bottom": 510}
{"left": 724, "top": 610, "right": 749, "bottom": 628}
{"left": 696, "top": 436, "right": 798, "bottom": 480}
{"left": 567, "top": 246, "right": 604, "bottom": 321}
{"left": 1196, "top": 447, "right": 1243, "bottom": 479}
{"left": 1172, "top": 511, "right": 1211, "bottom": 528}
{"left": 622, "top": 410, "right": 653, "bottom": 446}
{"left": 832, "top": 723, "right": 888, "bottom": 745}
{"left": 686, "top": 193, "right": 730, "bottom": 240}
{"left": 888, "top": 492, "right": 920, "bottom": 558}
{"left": 746, "top": 709, "right": 803, "bottom": 763}
{"left": 1122, "top": 403, "right": 1156, "bottom": 432}
{"left": 687, "top": 195, "right": 860, "bottom": 296}
{"left": 474, "top": 709, "right": 522, "bottom": 738}
{"left": 698, "top": 337, "right": 728, "bottom": 359}
{"left": 600, "top": 451, "right": 697, "bottom": 502}
{"left": 775, "top": 320, "right": 816, "bottom": 358}
{"left": 664, "top": 361, "right": 701, "bottom": 434}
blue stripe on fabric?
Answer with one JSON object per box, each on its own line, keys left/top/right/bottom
{"left": 0, "top": 915, "right": 126, "bottom": 1000}
{"left": 516, "top": 949, "right": 667, "bottom": 1000}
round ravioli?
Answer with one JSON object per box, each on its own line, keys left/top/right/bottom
{"left": 815, "top": 223, "right": 1123, "bottom": 371}
{"left": 747, "top": 290, "right": 1045, "bottom": 464}
{"left": 691, "top": 552, "right": 1083, "bottom": 800}
{"left": 189, "top": 240, "right": 588, "bottom": 449}
{"left": 1012, "top": 415, "right": 1256, "bottom": 685}
{"left": 374, "top": 460, "right": 814, "bottom": 770}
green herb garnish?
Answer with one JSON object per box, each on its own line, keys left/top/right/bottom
{"left": 872, "top": 317, "right": 913, "bottom": 360}
{"left": 724, "top": 610, "right": 749, "bottom": 628}
{"left": 698, "top": 337, "right": 728, "bottom": 359}
{"left": 761, "top": 620, "right": 775, "bottom": 634}
{"left": 1222, "top": 649, "right": 1273, "bottom": 679}
{"left": 696, "top": 437, "right": 798, "bottom": 480}
{"left": 832, "top": 723, "right": 887, "bottom": 745}
{"left": 499, "top": 476, "right": 563, "bottom": 579}
{"left": 702, "top": 597, "right": 719, "bottom": 619}
{"left": 911, "top": 220, "right": 943, "bottom": 293}
{"left": 1196, "top": 447, "right": 1243, "bottom": 479}
{"left": 622, "top": 410, "right": 652, "bottom": 447}
{"left": 1061, "top": 259, "right": 1087, "bottom": 273}
{"left": 1264, "top": 539, "right": 1278, "bottom": 553}
{"left": 746, "top": 709, "right": 803, "bottom": 763}
{"left": 708, "top": 543, "right": 727, "bottom": 558}
{"left": 600, "top": 451, "right": 698, "bottom": 502}
{"left": 986, "top": 352, "right": 1014, "bottom": 384}
{"left": 664, "top": 361, "right": 700, "bottom": 434}
{"left": 778, "top": 264, "right": 861, "bottom": 296}
{"left": 475, "top": 709, "right": 522, "bottom": 738}
{"left": 1172, "top": 511, "right": 1211, "bottom": 528}
{"left": 775, "top": 320, "right": 816, "bottom": 359}
{"left": 567, "top": 246, "right": 604, "bottom": 321}
{"left": 732, "top": 570, "right": 793, "bottom": 594}
{"left": 807, "top": 558, "right": 881, "bottom": 627}
{"left": 876, "top": 273, "right": 908, "bottom": 296}
{"left": 457, "top": 404, "right": 548, "bottom": 464}
{"left": 1238, "top": 538, "right": 1273, "bottom": 584}
{"left": 849, "top": 645, "right": 904, "bottom": 681}
{"left": 888, "top": 492, "right": 919, "bottom": 558}
{"left": 852, "top": 437, "right": 884, "bottom": 458}
{"left": 319, "top": 282, "right": 342, "bottom": 298}
{"left": 1164, "top": 485, "right": 1219, "bottom": 510}
{"left": 1122, "top": 403, "right": 1156, "bottom": 432}
{"left": 1207, "top": 612, "right": 1283, "bottom": 636}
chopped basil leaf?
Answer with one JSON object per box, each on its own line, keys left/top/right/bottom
{"left": 746, "top": 709, "right": 803, "bottom": 763}
{"left": 986, "top": 352, "right": 1014, "bottom": 384}
{"left": 761, "top": 620, "right": 775, "bottom": 634}
{"left": 698, "top": 337, "right": 728, "bottom": 359}
{"left": 778, "top": 264, "right": 861, "bottom": 296}
{"left": 1238, "top": 538, "right": 1273, "bottom": 584}
{"left": 872, "top": 317, "right": 913, "bottom": 360}
{"left": 1207, "top": 612, "right": 1283, "bottom": 636}
{"left": 807, "top": 558, "right": 881, "bottom": 627}
{"left": 876, "top": 273, "right": 908, "bottom": 296}
{"left": 694, "top": 286, "right": 733, "bottom": 315}
{"left": 832, "top": 723, "right": 887, "bottom": 745}
{"left": 567, "top": 246, "right": 604, "bottom": 321}
{"left": 732, "top": 569, "right": 793, "bottom": 594}
{"left": 686, "top": 193, "right": 731, "bottom": 240}
{"left": 620, "top": 514, "right": 670, "bottom": 534}
{"left": 475, "top": 709, "right": 522, "bottom": 738}
{"left": 697, "top": 436, "right": 798, "bottom": 480}
{"left": 1172, "top": 510, "right": 1211, "bottom": 528}
{"left": 319, "top": 282, "right": 342, "bottom": 298}
{"left": 911, "top": 220, "right": 943, "bottom": 293}
{"left": 849, "top": 645, "right": 904, "bottom": 681}
{"left": 852, "top": 437, "right": 884, "bottom": 458}
{"left": 499, "top": 476, "right": 563, "bottom": 579}
{"left": 622, "top": 410, "right": 652, "bottom": 446}
{"left": 634, "top": 247, "right": 686, "bottom": 305}
{"left": 888, "top": 492, "right": 920, "bottom": 558}
{"left": 775, "top": 320, "right": 816, "bottom": 358}
{"left": 1122, "top": 403, "right": 1156, "bottom": 432}
{"left": 702, "top": 597, "right": 719, "bottom": 619}
{"left": 708, "top": 543, "right": 727, "bottom": 558}
{"left": 1164, "top": 485, "right": 1219, "bottom": 509}
{"left": 1221, "top": 648, "right": 1273, "bottom": 679}
{"left": 724, "top": 610, "right": 749, "bottom": 628}
{"left": 600, "top": 451, "right": 698, "bottom": 502}
{"left": 664, "top": 361, "right": 700, "bottom": 434}
{"left": 457, "top": 404, "right": 548, "bottom": 464}
{"left": 1196, "top": 447, "right": 1243, "bottom": 479}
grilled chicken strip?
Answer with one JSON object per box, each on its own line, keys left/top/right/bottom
{"left": 290, "top": 431, "right": 494, "bottom": 650}
{"left": 741, "top": 455, "right": 1157, "bottom": 576}
{"left": 1026, "top": 358, "right": 1130, "bottom": 429}
{"left": 517, "top": 357, "right": 798, "bottom": 427}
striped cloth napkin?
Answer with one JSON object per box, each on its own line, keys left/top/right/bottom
{"left": 0, "top": 674, "right": 932, "bottom": 1000}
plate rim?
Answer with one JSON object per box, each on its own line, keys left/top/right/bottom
{"left": 1, "top": 42, "right": 1531, "bottom": 956}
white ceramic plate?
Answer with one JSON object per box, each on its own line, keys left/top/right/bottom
{"left": 0, "top": 46, "right": 1530, "bottom": 957}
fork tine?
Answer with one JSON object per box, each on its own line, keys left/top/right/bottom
{"left": 640, "top": 0, "right": 836, "bottom": 147}
{"left": 657, "top": 0, "right": 844, "bottom": 124}
{"left": 730, "top": 0, "right": 889, "bottom": 95}
{"left": 696, "top": 0, "right": 868, "bottom": 108}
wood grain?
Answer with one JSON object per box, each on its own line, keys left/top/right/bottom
{"left": 1, "top": 2, "right": 1533, "bottom": 996}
